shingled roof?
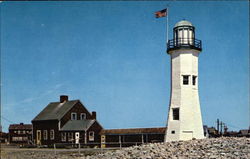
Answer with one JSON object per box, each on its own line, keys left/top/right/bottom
{"left": 100, "top": 127, "right": 166, "bottom": 135}
{"left": 9, "top": 123, "right": 32, "bottom": 130}
{"left": 32, "top": 100, "right": 79, "bottom": 121}
{"left": 60, "top": 120, "right": 95, "bottom": 131}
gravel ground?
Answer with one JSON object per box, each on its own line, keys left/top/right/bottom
{"left": 1, "top": 137, "right": 249, "bottom": 159}
{"left": 89, "top": 137, "right": 250, "bottom": 159}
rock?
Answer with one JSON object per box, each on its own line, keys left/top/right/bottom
{"left": 88, "top": 137, "right": 250, "bottom": 159}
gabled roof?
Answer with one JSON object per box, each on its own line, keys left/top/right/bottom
{"left": 60, "top": 120, "right": 95, "bottom": 131}
{"left": 100, "top": 127, "right": 166, "bottom": 135}
{"left": 32, "top": 100, "right": 79, "bottom": 121}
{"left": 9, "top": 124, "right": 32, "bottom": 130}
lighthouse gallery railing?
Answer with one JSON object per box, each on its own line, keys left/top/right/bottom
{"left": 167, "top": 38, "right": 202, "bottom": 52}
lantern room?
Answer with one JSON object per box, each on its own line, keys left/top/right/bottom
{"left": 167, "top": 20, "right": 202, "bottom": 53}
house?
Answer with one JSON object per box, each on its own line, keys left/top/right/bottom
{"left": 203, "top": 125, "right": 209, "bottom": 138}
{"left": 0, "top": 131, "right": 8, "bottom": 143}
{"left": 32, "top": 95, "right": 103, "bottom": 146}
{"left": 8, "top": 123, "right": 32, "bottom": 144}
{"left": 207, "top": 127, "right": 219, "bottom": 137}
{"left": 238, "top": 129, "right": 250, "bottom": 137}
{"left": 100, "top": 127, "right": 166, "bottom": 148}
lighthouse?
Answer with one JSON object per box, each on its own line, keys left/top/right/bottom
{"left": 165, "top": 20, "right": 204, "bottom": 141}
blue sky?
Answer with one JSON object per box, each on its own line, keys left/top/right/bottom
{"left": 1, "top": 1, "right": 249, "bottom": 132}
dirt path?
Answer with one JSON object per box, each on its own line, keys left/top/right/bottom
{"left": 1, "top": 147, "right": 116, "bottom": 159}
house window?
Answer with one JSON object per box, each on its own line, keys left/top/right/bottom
{"left": 173, "top": 108, "right": 179, "bottom": 120}
{"left": 89, "top": 131, "right": 94, "bottom": 141}
{"left": 61, "top": 132, "right": 66, "bottom": 142}
{"left": 80, "top": 113, "right": 86, "bottom": 120}
{"left": 68, "top": 132, "right": 74, "bottom": 142}
{"left": 50, "top": 130, "right": 54, "bottom": 140}
{"left": 71, "top": 113, "right": 77, "bottom": 120}
{"left": 183, "top": 75, "right": 189, "bottom": 85}
{"left": 192, "top": 76, "right": 197, "bottom": 85}
{"left": 171, "top": 130, "right": 175, "bottom": 134}
{"left": 43, "top": 130, "right": 48, "bottom": 140}
{"left": 18, "top": 130, "right": 20, "bottom": 134}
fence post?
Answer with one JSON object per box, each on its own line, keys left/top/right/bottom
{"left": 78, "top": 143, "right": 80, "bottom": 155}
{"left": 119, "top": 135, "right": 122, "bottom": 150}
{"left": 54, "top": 143, "right": 56, "bottom": 155}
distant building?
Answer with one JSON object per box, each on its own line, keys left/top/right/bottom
{"left": 100, "top": 127, "right": 165, "bottom": 148}
{"left": 207, "top": 127, "right": 218, "bottom": 137}
{"left": 203, "top": 125, "right": 209, "bottom": 138}
{"left": 238, "top": 129, "right": 250, "bottom": 137}
{"left": 8, "top": 123, "right": 32, "bottom": 144}
{"left": 0, "top": 131, "right": 8, "bottom": 143}
{"left": 32, "top": 95, "right": 103, "bottom": 146}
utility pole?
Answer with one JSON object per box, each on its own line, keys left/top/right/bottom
{"left": 217, "top": 119, "right": 220, "bottom": 135}
{"left": 224, "top": 125, "right": 228, "bottom": 135}
{"left": 220, "top": 121, "right": 223, "bottom": 136}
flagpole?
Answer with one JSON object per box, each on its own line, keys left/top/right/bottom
{"left": 166, "top": 6, "right": 169, "bottom": 48}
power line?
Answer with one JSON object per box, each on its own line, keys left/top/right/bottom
{"left": 0, "top": 115, "right": 15, "bottom": 124}
{"left": 226, "top": 124, "right": 242, "bottom": 130}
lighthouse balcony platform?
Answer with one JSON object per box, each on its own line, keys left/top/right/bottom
{"left": 167, "top": 38, "right": 202, "bottom": 53}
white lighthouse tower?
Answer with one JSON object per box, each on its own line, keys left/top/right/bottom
{"left": 165, "top": 20, "right": 204, "bottom": 142}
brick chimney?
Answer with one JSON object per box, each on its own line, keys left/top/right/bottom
{"left": 92, "top": 111, "right": 96, "bottom": 120}
{"left": 60, "top": 95, "right": 68, "bottom": 103}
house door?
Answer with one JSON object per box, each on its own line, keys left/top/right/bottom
{"left": 75, "top": 132, "right": 79, "bottom": 144}
{"left": 36, "top": 130, "right": 41, "bottom": 145}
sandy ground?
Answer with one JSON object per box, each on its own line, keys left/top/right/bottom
{"left": 0, "top": 145, "right": 115, "bottom": 159}
{"left": 1, "top": 137, "right": 249, "bottom": 159}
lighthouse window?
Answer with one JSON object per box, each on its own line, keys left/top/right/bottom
{"left": 172, "top": 108, "right": 179, "bottom": 120}
{"left": 183, "top": 75, "right": 189, "bottom": 85}
{"left": 192, "top": 76, "right": 197, "bottom": 85}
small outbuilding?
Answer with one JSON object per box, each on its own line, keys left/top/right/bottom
{"left": 100, "top": 127, "right": 166, "bottom": 147}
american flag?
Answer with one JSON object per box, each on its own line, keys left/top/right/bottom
{"left": 155, "top": 9, "right": 167, "bottom": 18}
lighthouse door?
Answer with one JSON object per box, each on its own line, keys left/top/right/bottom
{"left": 182, "top": 131, "right": 193, "bottom": 140}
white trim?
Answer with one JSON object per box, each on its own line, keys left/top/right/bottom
{"left": 80, "top": 113, "right": 86, "bottom": 120}
{"left": 50, "top": 129, "right": 54, "bottom": 140}
{"left": 43, "top": 130, "right": 48, "bottom": 140}
{"left": 89, "top": 131, "right": 94, "bottom": 141}
{"left": 71, "top": 112, "right": 77, "bottom": 120}
{"left": 61, "top": 132, "right": 66, "bottom": 142}
{"left": 68, "top": 132, "right": 74, "bottom": 142}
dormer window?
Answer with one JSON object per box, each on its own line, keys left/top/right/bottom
{"left": 80, "top": 113, "right": 86, "bottom": 120}
{"left": 71, "top": 113, "right": 77, "bottom": 120}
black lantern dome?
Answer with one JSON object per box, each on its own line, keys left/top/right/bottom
{"left": 167, "top": 20, "right": 202, "bottom": 53}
